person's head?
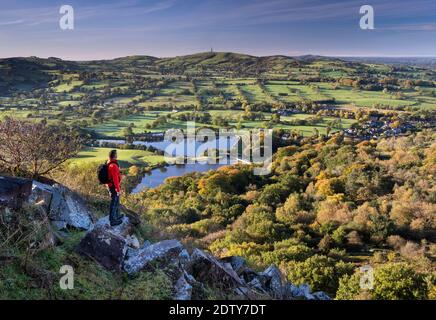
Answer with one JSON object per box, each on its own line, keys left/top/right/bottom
{"left": 109, "top": 149, "right": 117, "bottom": 160}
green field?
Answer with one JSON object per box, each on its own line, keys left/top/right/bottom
{"left": 0, "top": 52, "right": 434, "bottom": 144}
{"left": 87, "top": 109, "right": 356, "bottom": 138}
{"left": 70, "top": 147, "right": 164, "bottom": 167}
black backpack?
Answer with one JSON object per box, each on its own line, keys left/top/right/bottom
{"left": 97, "top": 163, "right": 110, "bottom": 184}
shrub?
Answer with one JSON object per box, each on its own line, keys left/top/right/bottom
{"left": 128, "top": 165, "right": 140, "bottom": 176}
{"left": 231, "top": 204, "right": 277, "bottom": 243}
{"left": 335, "top": 273, "right": 362, "bottom": 300}
{"left": 283, "top": 255, "right": 354, "bottom": 294}
{"left": 261, "top": 244, "right": 313, "bottom": 265}
{"left": 337, "top": 263, "right": 428, "bottom": 300}
{"left": 372, "top": 263, "right": 427, "bottom": 299}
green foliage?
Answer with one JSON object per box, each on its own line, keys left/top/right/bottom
{"left": 335, "top": 273, "right": 362, "bottom": 300}
{"left": 257, "top": 183, "right": 289, "bottom": 207}
{"left": 275, "top": 193, "right": 314, "bottom": 225}
{"left": 372, "top": 263, "right": 427, "bottom": 300}
{"left": 231, "top": 204, "right": 278, "bottom": 244}
{"left": 121, "top": 131, "right": 435, "bottom": 300}
{"left": 283, "top": 255, "right": 354, "bottom": 295}
{"left": 261, "top": 243, "right": 313, "bottom": 265}
{"left": 336, "top": 263, "right": 429, "bottom": 300}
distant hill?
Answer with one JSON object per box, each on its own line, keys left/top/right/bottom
{"left": 0, "top": 52, "right": 374, "bottom": 95}
{"left": 0, "top": 57, "right": 79, "bottom": 94}
{"left": 0, "top": 52, "right": 361, "bottom": 94}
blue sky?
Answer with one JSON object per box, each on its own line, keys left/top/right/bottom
{"left": 0, "top": 0, "right": 435, "bottom": 59}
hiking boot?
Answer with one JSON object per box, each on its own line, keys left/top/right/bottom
{"left": 110, "top": 219, "right": 123, "bottom": 227}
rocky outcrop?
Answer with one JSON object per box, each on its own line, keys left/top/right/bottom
{"left": 282, "top": 283, "right": 330, "bottom": 300}
{"left": 29, "top": 181, "right": 94, "bottom": 231}
{"left": 77, "top": 225, "right": 128, "bottom": 272}
{"left": 2, "top": 175, "right": 330, "bottom": 300}
{"left": 0, "top": 176, "right": 32, "bottom": 209}
{"left": 221, "top": 256, "right": 246, "bottom": 275}
{"left": 124, "top": 239, "right": 184, "bottom": 275}
{"left": 173, "top": 274, "right": 193, "bottom": 300}
{"left": 0, "top": 176, "right": 94, "bottom": 231}
{"left": 189, "top": 248, "right": 245, "bottom": 289}
{"left": 76, "top": 216, "right": 141, "bottom": 272}
{"left": 94, "top": 215, "right": 133, "bottom": 237}
{"left": 76, "top": 216, "right": 331, "bottom": 300}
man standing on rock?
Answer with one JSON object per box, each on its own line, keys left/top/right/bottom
{"left": 107, "top": 150, "right": 123, "bottom": 226}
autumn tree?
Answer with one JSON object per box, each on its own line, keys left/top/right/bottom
{"left": 0, "top": 117, "right": 82, "bottom": 178}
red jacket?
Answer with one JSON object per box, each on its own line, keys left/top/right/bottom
{"left": 107, "top": 159, "right": 121, "bottom": 192}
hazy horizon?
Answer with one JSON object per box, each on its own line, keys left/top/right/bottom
{"left": 2, "top": 51, "right": 436, "bottom": 62}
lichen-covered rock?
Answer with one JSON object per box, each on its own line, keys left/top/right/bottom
{"left": 51, "top": 184, "right": 94, "bottom": 230}
{"left": 190, "top": 249, "right": 245, "bottom": 290}
{"left": 285, "top": 283, "right": 312, "bottom": 299}
{"left": 247, "top": 276, "right": 268, "bottom": 293}
{"left": 312, "top": 291, "right": 331, "bottom": 300}
{"left": 178, "top": 249, "right": 191, "bottom": 269}
{"left": 29, "top": 181, "right": 94, "bottom": 231}
{"left": 260, "top": 265, "right": 283, "bottom": 298}
{"left": 294, "top": 284, "right": 314, "bottom": 300}
{"left": 281, "top": 283, "right": 331, "bottom": 300}
{"left": 51, "top": 220, "right": 68, "bottom": 231}
{"left": 76, "top": 226, "right": 128, "bottom": 272}
{"left": 173, "top": 275, "right": 193, "bottom": 300}
{"left": 123, "top": 239, "right": 184, "bottom": 274}
{"left": 221, "top": 256, "right": 246, "bottom": 275}
{"left": 240, "top": 267, "right": 259, "bottom": 284}
{"left": 126, "top": 235, "right": 140, "bottom": 249}
{"left": 94, "top": 216, "right": 132, "bottom": 237}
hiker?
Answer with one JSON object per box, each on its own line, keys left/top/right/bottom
{"left": 106, "top": 149, "right": 123, "bottom": 226}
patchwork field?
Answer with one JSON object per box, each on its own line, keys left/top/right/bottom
{"left": 0, "top": 52, "right": 434, "bottom": 143}
{"left": 70, "top": 147, "right": 164, "bottom": 167}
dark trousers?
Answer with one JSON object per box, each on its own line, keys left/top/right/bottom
{"left": 109, "top": 187, "right": 121, "bottom": 224}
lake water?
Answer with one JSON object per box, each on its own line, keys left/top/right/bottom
{"left": 98, "top": 136, "right": 239, "bottom": 158}
{"left": 131, "top": 163, "right": 225, "bottom": 193}
{"left": 98, "top": 137, "right": 240, "bottom": 192}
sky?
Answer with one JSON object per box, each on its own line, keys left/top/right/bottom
{"left": 0, "top": 0, "right": 435, "bottom": 60}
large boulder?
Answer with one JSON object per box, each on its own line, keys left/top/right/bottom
{"left": 220, "top": 256, "right": 246, "bottom": 275}
{"left": 189, "top": 249, "right": 245, "bottom": 290}
{"left": 240, "top": 267, "right": 259, "bottom": 284}
{"left": 123, "top": 239, "right": 184, "bottom": 275}
{"left": 173, "top": 270, "right": 206, "bottom": 300}
{"left": 94, "top": 216, "right": 133, "bottom": 238}
{"left": 76, "top": 226, "right": 128, "bottom": 272}
{"left": 283, "top": 283, "right": 314, "bottom": 300}
{"left": 312, "top": 291, "right": 331, "bottom": 300}
{"left": 173, "top": 274, "right": 193, "bottom": 300}
{"left": 0, "top": 176, "right": 32, "bottom": 209}
{"left": 259, "top": 265, "right": 284, "bottom": 298}
{"left": 246, "top": 267, "right": 283, "bottom": 298}
{"left": 29, "top": 181, "right": 94, "bottom": 231}
{"left": 282, "top": 283, "right": 331, "bottom": 300}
